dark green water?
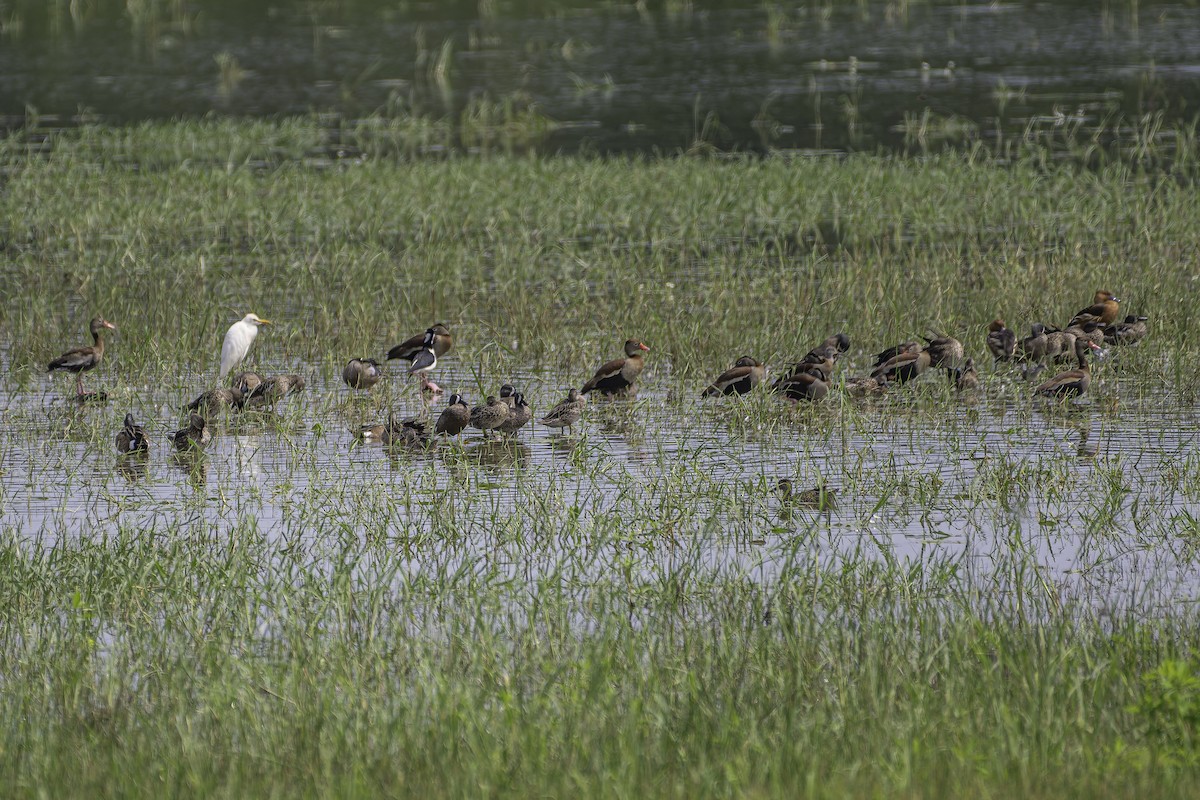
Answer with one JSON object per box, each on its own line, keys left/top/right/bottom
{"left": 3, "top": 0, "right": 1199, "bottom": 155}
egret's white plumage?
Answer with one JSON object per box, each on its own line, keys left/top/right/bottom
{"left": 220, "top": 313, "right": 271, "bottom": 379}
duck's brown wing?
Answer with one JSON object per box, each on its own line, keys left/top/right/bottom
{"left": 1035, "top": 369, "right": 1085, "bottom": 396}
{"left": 48, "top": 345, "right": 98, "bottom": 372}
{"left": 702, "top": 365, "right": 755, "bottom": 397}
{"left": 581, "top": 357, "right": 627, "bottom": 393}
{"left": 386, "top": 332, "right": 426, "bottom": 361}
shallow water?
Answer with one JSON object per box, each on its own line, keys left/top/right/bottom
{"left": 4, "top": 1, "right": 1200, "bottom": 155}
{"left": 4, "top": 349, "right": 1199, "bottom": 615}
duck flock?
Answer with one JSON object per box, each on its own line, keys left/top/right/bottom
{"left": 44, "top": 289, "right": 1147, "bottom": 458}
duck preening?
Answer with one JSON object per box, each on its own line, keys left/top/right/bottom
{"left": 986, "top": 319, "right": 1017, "bottom": 363}
{"left": 1104, "top": 315, "right": 1149, "bottom": 346}
{"left": 48, "top": 316, "right": 117, "bottom": 395}
{"left": 540, "top": 388, "right": 586, "bottom": 434}
{"left": 1017, "top": 323, "right": 1048, "bottom": 365}
{"left": 115, "top": 412, "right": 149, "bottom": 454}
{"left": 775, "top": 366, "right": 830, "bottom": 402}
{"left": 955, "top": 358, "right": 979, "bottom": 391}
{"left": 382, "top": 415, "right": 430, "bottom": 447}
{"left": 220, "top": 313, "right": 271, "bottom": 380}
{"left": 870, "top": 346, "right": 932, "bottom": 384}
{"left": 173, "top": 413, "right": 211, "bottom": 450}
{"left": 798, "top": 333, "right": 851, "bottom": 366}
{"left": 872, "top": 340, "right": 921, "bottom": 369}
{"left": 702, "top": 356, "right": 766, "bottom": 397}
{"left": 1035, "top": 337, "right": 1102, "bottom": 400}
{"left": 1068, "top": 290, "right": 1120, "bottom": 327}
{"left": 342, "top": 358, "right": 383, "bottom": 390}
{"left": 581, "top": 339, "right": 650, "bottom": 396}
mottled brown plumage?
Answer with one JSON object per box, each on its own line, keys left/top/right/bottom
{"left": 115, "top": 412, "right": 149, "bottom": 454}
{"left": 342, "top": 358, "right": 383, "bottom": 390}
{"left": 173, "top": 413, "right": 211, "bottom": 450}
{"left": 387, "top": 323, "right": 452, "bottom": 362}
{"left": 186, "top": 387, "right": 245, "bottom": 415}
{"left": 1104, "top": 315, "right": 1149, "bottom": 346}
{"left": 986, "top": 319, "right": 1016, "bottom": 363}
{"left": 435, "top": 394, "right": 471, "bottom": 436}
{"left": 540, "top": 389, "right": 586, "bottom": 433}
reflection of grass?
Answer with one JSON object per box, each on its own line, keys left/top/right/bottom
{"left": 2, "top": 117, "right": 1200, "bottom": 794}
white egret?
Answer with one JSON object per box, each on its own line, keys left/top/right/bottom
{"left": 220, "top": 313, "right": 271, "bottom": 379}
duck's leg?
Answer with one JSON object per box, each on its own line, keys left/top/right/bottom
{"left": 76, "top": 374, "right": 84, "bottom": 395}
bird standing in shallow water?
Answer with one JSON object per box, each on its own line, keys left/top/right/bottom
{"left": 220, "top": 314, "right": 271, "bottom": 380}
{"left": 540, "top": 389, "right": 586, "bottom": 434}
{"left": 496, "top": 393, "right": 532, "bottom": 436}
{"left": 388, "top": 324, "right": 452, "bottom": 393}
{"left": 185, "top": 387, "right": 245, "bottom": 416}
{"left": 1035, "top": 338, "right": 1102, "bottom": 400}
{"left": 470, "top": 395, "right": 510, "bottom": 436}
{"left": 702, "top": 356, "right": 766, "bottom": 397}
{"left": 115, "top": 413, "right": 149, "bottom": 454}
{"left": 49, "top": 316, "right": 117, "bottom": 396}
{"left": 435, "top": 394, "right": 471, "bottom": 436}
{"left": 581, "top": 339, "right": 650, "bottom": 396}
{"left": 986, "top": 319, "right": 1016, "bottom": 363}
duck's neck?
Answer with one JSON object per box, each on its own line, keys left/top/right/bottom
{"left": 92, "top": 331, "right": 106, "bottom": 355}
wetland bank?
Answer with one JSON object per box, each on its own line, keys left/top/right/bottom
{"left": 2, "top": 88, "right": 1200, "bottom": 796}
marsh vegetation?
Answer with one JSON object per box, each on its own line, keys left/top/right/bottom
{"left": 1, "top": 117, "right": 1200, "bottom": 795}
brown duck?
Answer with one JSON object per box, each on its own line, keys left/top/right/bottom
{"left": 581, "top": 339, "right": 650, "bottom": 396}
{"left": 1035, "top": 338, "right": 1102, "bottom": 400}
{"left": 872, "top": 340, "right": 921, "bottom": 369}
{"left": 702, "top": 356, "right": 766, "bottom": 397}
{"left": 540, "top": 389, "right": 586, "bottom": 434}
{"left": 986, "top": 319, "right": 1016, "bottom": 363}
{"left": 1104, "top": 315, "right": 1149, "bottom": 346}
{"left": 1065, "top": 321, "right": 1105, "bottom": 350}
{"left": 955, "top": 358, "right": 979, "bottom": 391}
{"left": 48, "top": 316, "right": 117, "bottom": 395}
{"left": 798, "top": 333, "right": 851, "bottom": 366}
{"left": 1044, "top": 327, "right": 1078, "bottom": 363}
{"left": 871, "top": 346, "right": 932, "bottom": 384}
{"left": 232, "top": 371, "right": 264, "bottom": 394}
{"left": 844, "top": 375, "right": 887, "bottom": 397}
{"left": 776, "top": 366, "right": 829, "bottom": 401}
{"left": 185, "top": 387, "right": 245, "bottom": 415}
{"left": 245, "top": 374, "right": 306, "bottom": 408}
{"left": 469, "top": 395, "right": 511, "bottom": 435}
{"left": 1017, "top": 323, "right": 1048, "bottom": 364}
{"left": 435, "top": 394, "right": 471, "bottom": 436}
{"left": 496, "top": 392, "right": 532, "bottom": 436}
{"left": 1068, "top": 290, "right": 1120, "bottom": 327}
{"left": 173, "top": 413, "right": 211, "bottom": 450}
{"left": 115, "top": 412, "right": 149, "bottom": 454}
{"left": 382, "top": 415, "right": 429, "bottom": 447}
{"left": 342, "top": 358, "right": 383, "bottom": 390}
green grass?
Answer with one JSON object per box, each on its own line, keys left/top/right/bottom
{"left": 2, "top": 119, "right": 1200, "bottom": 797}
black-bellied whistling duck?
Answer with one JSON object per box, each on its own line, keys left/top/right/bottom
{"left": 185, "top": 387, "right": 245, "bottom": 416}
{"left": 872, "top": 340, "right": 921, "bottom": 369}
{"left": 245, "top": 374, "right": 306, "bottom": 408}
{"left": 435, "top": 394, "right": 471, "bottom": 436}
{"left": 387, "top": 323, "right": 452, "bottom": 362}
{"left": 581, "top": 339, "right": 650, "bottom": 396}
{"left": 871, "top": 346, "right": 932, "bottom": 384}
{"left": 469, "top": 395, "right": 510, "bottom": 436}
{"left": 540, "top": 388, "right": 586, "bottom": 434}
{"left": 798, "top": 333, "right": 851, "bottom": 366}
{"left": 1104, "top": 315, "right": 1149, "bottom": 346}
{"left": 986, "top": 319, "right": 1016, "bottom": 363}
{"left": 1035, "top": 338, "right": 1102, "bottom": 400}
{"left": 702, "top": 356, "right": 766, "bottom": 397}
{"left": 48, "top": 316, "right": 117, "bottom": 395}
{"left": 220, "top": 313, "right": 271, "bottom": 380}
{"left": 777, "top": 366, "right": 829, "bottom": 402}
{"left": 1068, "top": 290, "right": 1120, "bottom": 327}
{"left": 497, "top": 393, "right": 532, "bottom": 436}
{"left": 173, "top": 413, "right": 211, "bottom": 450}
{"left": 342, "top": 358, "right": 383, "bottom": 390}
{"left": 115, "top": 412, "right": 149, "bottom": 454}
{"left": 1017, "top": 323, "right": 1048, "bottom": 364}
{"left": 955, "top": 358, "right": 979, "bottom": 391}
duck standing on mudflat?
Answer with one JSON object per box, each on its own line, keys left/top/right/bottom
{"left": 702, "top": 356, "right": 766, "bottom": 397}
{"left": 1104, "top": 315, "right": 1149, "bottom": 346}
{"left": 540, "top": 388, "right": 586, "bottom": 434}
{"left": 115, "top": 412, "right": 149, "bottom": 454}
{"left": 48, "top": 316, "right": 117, "bottom": 396}
{"left": 986, "top": 319, "right": 1016, "bottom": 363}
{"left": 435, "top": 394, "right": 471, "bottom": 436}
{"left": 496, "top": 393, "right": 532, "bottom": 436}
{"left": 185, "top": 387, "right": 245, "bottom": 416}
{"left": 173, "top": 413, "right": 211, "bottom": 450}
{"left": 470, "top": 395, "right": 511, "bottom": 436}
{"left": 220, "top": 313, "right": 271, "bottom": 380}
{"left": 1068, "top": 290, "right": 1120, "bottom": 327}
{"left": 581, "top": 339, "right": 650, "bottom": 396}
{"left": 1035, "top": 338, "right": 1102, "bottom": 400}
{"left": 342, "top": 358, "right": 383, "bottom": 391}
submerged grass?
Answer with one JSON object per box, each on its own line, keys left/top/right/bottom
{"left": 1, "top": 120, "right": 1200, "bottom": 796}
